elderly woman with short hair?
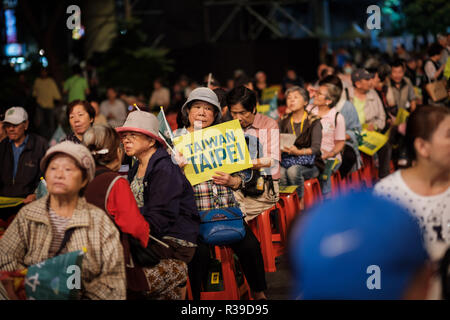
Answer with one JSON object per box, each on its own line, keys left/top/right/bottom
{"left": 174, "top": 87, "right": 268, "bottom": 300}
{"left": 0, "top": 141, "right": 126, "bottom": 299}
{"left": 279, "top": 86, "right": 323, "bottom": 201}
{"left": 64, "top": 100, "right": 96, "bottom": 144}
{"left": 308, "top": 80, "right": 346, "bottom": 197}
{"left": 83, "top": 124, "right": 189, "bottom": 299}
{"left": 116, "top": 110, "right": 200, "bottom": 268}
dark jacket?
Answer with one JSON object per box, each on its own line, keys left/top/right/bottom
{"left": 0, "top": 133, "right": 48, "bottom": 198}
{"left": 128, "top": 147, "right": 200, "bottom": 244}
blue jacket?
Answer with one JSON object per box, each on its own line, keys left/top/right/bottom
{"left": 339, "top": 100, "right": 363, "bottom": 171}
{"left": 128, "top": 147, "right": 200, "bottom": 244}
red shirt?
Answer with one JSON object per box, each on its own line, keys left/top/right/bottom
{"left": 106, "top": 178, "right": 150, "bottom": 248}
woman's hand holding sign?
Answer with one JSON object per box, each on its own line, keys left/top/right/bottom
{"left": 170, "top": 149, "right": 188, "bottom": 168}
{"left": 212, "top": 171, "right": 242, "bottom": 190}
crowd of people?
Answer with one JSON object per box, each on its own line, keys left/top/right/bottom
{"left": 0, "top": 34, "right": 449, "bottom": 300}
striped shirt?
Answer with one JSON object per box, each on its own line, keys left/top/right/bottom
{"left": 47, "top": 209, "right": 70, "bottom": 257}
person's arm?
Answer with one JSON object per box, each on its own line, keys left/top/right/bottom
{"left": 322, "top": 114, "right": 346, "bottom": 159}
{"left": 149, "top": 92, "right": 156, "bottom": 107}
{"left": 163, "top": 88, "right": 170, "bottom": 107}
{"left": 82, "top": 213, "right": 126, "bottom": 300}
{"left": 63, "top": 79, "right": 69, "bottom": 94}
{"left": 287, "top": 120, "right": 322, "bottom": 156}
{"left": 83, "top": 78, "right": 90, "bottom": 95}
{"left": 52, "top": 79, "right": 62, "bottom": 101}
{"left": 0, "top": 212, "right": 27, "bottom": 272}
{"left": 212, "top": 171, "right": 242, "bottom": 190}
{"left": 372, "top": 94, "right": 386, "bottom": 131}
{"left": 143, "top": 164, "right": 183, "bottom": 239}
{"left": 106, "top": 178, "right": 150, "bottom": 248}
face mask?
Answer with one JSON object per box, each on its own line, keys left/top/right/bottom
{"left": 344, "top": 67, "right": 353, "bottom": 75}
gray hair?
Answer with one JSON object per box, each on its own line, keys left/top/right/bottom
{"left": 321, "top": 83, "right": 342, "bottom": 108}
{"left": 285, "top": 86, "right": 310, "bottom": 104}
{"left": 83, "top": 124, "right": 121, "bottom": 166}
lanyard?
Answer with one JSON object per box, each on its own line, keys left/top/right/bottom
{"left": 290, "top": 111, "right": 307, "bottom": 135}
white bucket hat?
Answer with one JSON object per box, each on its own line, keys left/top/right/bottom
{"left": 115, "top": 110, "right": 165, "bottom": 145}
{"left": 181, "top": 87, "right": 222, "bottom": 123}
{"left": 40, "top": 141, "right": 96, "bottom": 182}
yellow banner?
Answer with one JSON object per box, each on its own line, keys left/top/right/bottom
{"left": 394, "top": 108, "right": 410, "bottom": 126}
{"left": 0, "top": 196, "right": 24, "bottom": 209}
{"left": 444, "top": 59, "right": 450, "bottom": 79}
{"left": 261, "top": 86, "right": 280, "bottom": 101}
{"left": 358, "top": 129, "right": 389, "bottom": 156}
{"left": 173, "top": 120, "right": 253, "bottom": 186}
{"left": 256, "top": 104, "right": 270, "bottom": 114}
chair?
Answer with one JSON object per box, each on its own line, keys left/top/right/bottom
{"left": 389, "top": 160, "right": 395, "bottom": 174}
{"left": 346, "top": 169, "right": 363, "bottom": 191}
{"left": 200, "top": 246, "right": 252, "bottom": 300}
{"left": 303, "top": 178, "right": 322, "bottom": 209}
{"left": 360, "top": 154, "right": 377, "bottom": 188}
{"left": 330, "top": 171, "right": 343, "bottom": 197}
{"left": 248, "top": 205, "right": 284, "bottom": 273}
{"left": 278, "top": 190, "right": 301, "bottom": 232}
{"left": 186, "top": 277, "right": 193, "bottom": 300}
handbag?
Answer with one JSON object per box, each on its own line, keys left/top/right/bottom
{"left": 281, "top": 153, "right": 316, "bottom": 168}
{"left": 425, "top": 79, "right": 448, "bottom": 102}
{"left": 199, "top": 207, "right": 246, "bottom": 245}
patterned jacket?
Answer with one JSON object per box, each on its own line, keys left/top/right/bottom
{"left": 0, "top": 196, "right": 126, "bottom": 300}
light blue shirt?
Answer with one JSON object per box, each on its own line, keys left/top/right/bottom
{"left": 11, "top": 135, "right": 29, "bottom": 179}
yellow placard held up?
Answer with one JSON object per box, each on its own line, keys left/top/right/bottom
{"left": 173, "top": 120, "right": 253, "bottom": 186}
{"left": 0, "top": 196, "right": 24, "bottom": 209}
{"left": 394, "top": 108, "right": 410, "bottom": 126}
{"left": 261, "top": 86, "right": 279, "bottom": 101}
{"left": 256, "top": 104, "right": 270, "bottom": 114}
{"left": 358, "top": 129, "right": 389, "bottom": 156}
{"left": 444, "top": 58, "right": 450, "bottom": 80}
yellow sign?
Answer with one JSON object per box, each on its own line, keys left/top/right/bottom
{"left": 358, "top": 129, "right": 389, "bottom": 156}
{"left": 444, "top": 59, "right": 450, "bottom": 80}
{"left": 279, "top": 185, "right": 299, "bottom": 194}
{"left": 261, "top": 86, "right": 280, "bottom": 101}
{"left": 173, "top": 120, "right": 253, "bottom": 186}
{"left": 0, "top": 196, "right": 24, "bottom": 209}
{"left": 256, "top": 104, "right": 270, "bottom": 114}
{"left": 211, "top": 272, "right": 220, "bottom": 285}
{"left": 394, "top": 108, "right": 410, "bottom": 126}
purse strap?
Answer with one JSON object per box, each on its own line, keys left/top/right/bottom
{"left": 54, "top": 228, "right": 75, "bottom": 257}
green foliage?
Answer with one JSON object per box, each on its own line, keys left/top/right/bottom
{"left": 95, "top": 18, "right": 174, "bottom": 96}
{"left": 403, "top": 0, "right": 450, "bottom": 35}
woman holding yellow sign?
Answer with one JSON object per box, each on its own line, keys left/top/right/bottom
{"left": 174, "top": 87, "right": 268, "bottom": 300}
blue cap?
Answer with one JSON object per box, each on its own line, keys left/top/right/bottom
{"left": 289, "top": 191, "right": 429, "bottom": 300}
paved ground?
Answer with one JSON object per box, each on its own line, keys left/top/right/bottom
{"left": 265, "top": 255, "right": 293, "bottom": 300}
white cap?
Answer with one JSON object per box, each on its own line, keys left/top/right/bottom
{"left": 4, "top": 107, "right": 28, "bottom": 125}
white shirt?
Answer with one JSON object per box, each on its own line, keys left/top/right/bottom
{"left": 100, "top": 99, "right": 127, "bottom": 128}
{"left": 374, "top": 170, "right": 450, "bottom": 254}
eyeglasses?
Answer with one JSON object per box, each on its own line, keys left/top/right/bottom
{"left": 120, "top": 132, "right": 144, "bottom": 141}
{"left": 316, "top": 91, "right": 329, "bottom": 98}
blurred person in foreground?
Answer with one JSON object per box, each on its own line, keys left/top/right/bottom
{"left": 289, "top": 191, "right": 433, "bottom": 300}
{"left": 374, "top": 105, "right": 450, "bottom": 299}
